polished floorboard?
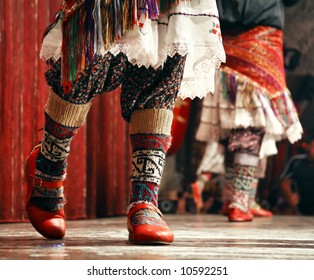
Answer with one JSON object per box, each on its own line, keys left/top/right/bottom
{"left": 1, "top": 214, "right": 314, "bottom": 260}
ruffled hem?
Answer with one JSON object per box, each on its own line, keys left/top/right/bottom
{"left": 196, "top": 69, "right": 303, "bottom": 145}
{"left": 286, "top": 122, "right": 303, "bottom": 144}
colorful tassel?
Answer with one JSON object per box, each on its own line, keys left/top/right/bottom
{"left": 85, "top": 0, "right": 96, "bottom": 64}
{"left": 60, "top": 0, "right": 188, "bottom": 91}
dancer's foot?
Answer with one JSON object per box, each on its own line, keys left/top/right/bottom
{"left": 127, "top": 202, "right": 174, "bottom": 245}
{"left": 228, "top": 207, "right": 253, "bottom": 222}
{"left": 25, "top": 145, "right": 66, "bottom": 239}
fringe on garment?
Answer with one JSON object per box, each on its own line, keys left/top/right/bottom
{"left": 221, "top": 69, "right": 300, "bottom": 133}
{"left": 44, "top": 0, "right": 188, "bottom": 92}
{"left": 196, "top": 69, "right": 302, "bottom": 145}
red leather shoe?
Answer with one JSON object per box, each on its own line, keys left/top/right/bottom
{"left": 250, "top": 206, "right": 273, "bottom": 217}
{"left": 127, "top": 203, "right": 174, "bottom": 245}
{"left": 228, "top": 207, "right": 253, "bottom": 222}
{"left": 25, "top": 145, "right": 66, "bottom": 239}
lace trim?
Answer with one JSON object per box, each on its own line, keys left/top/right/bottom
{"left": 41, "top": 40, "right": 225, "bottom": 99}
{"left": 39, "top": 19, "right": 62, "bottom": 62}
{"left": 40, "top": 46, "right": 62, "bottom": 62}
{"left": 109, "top": 42, "right": 224, "bottom": 70}
{"left": 109, "top": 41, "right": 225, "bottom": 99}
{"left": 168, "top": 43, "right": 224, "bottom": 70}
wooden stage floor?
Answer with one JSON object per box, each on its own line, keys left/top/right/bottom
{"left": 1, "top": 214, "right": 314, "bottom": 260}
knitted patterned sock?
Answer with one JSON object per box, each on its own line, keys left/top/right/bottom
{"left": 248, "top": 178, "right": 259, "bottom": 209}
{"left": 128, "top": 109, "right": 173, "bottom": 224}
{"left": 129, "top": 133, "right": 172, "bottom": 206}
{"left": 227, "top": 128, "right": 263, "bottom": 212}
{"left": 222, "top": 150, "right": 234, "bottom": 206}
{"left": 231, "top": 163, "right": 257, "bottom": 212}
{"left": 222, "top": 165, "right": 234, "bottom": 206}
{"left": 31, "top": 90, "right": 91, "bottom": 212}
{"left": 36, "top": 113, "right": 78, "bottom": 181}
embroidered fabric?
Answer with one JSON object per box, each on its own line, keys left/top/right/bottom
{"left": 108, "top": 8, "right": 225, "bottom": 99}
{"left": 110, "top": 41, "right": 222, "bottom": 99}
{"left": 107, "top": 2, "right": 226, "bottom": 99}
{"left": 40, "top": 0, "right": 226, "bottom": 99}
{"left": 195, "top": 66, "right": 303, "bottom": 176}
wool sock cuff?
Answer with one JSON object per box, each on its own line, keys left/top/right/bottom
{"left": 130, "top": 109, "right": 173, "bottom": 135}
{"left": 45, "top": 89, "right": 92, "bottom": 127}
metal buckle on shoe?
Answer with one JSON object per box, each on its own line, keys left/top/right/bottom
{"left": 33, "top": 176, "right": 43, "bottom": 188}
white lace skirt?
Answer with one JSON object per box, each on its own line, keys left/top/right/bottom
{"left": 40, "top": 0, "right": 226, "bottom": 99}
{"left": 195, "top": 70, "right": 303, "bottom": 159}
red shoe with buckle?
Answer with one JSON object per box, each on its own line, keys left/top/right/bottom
{"left": 25, "top": 145, "right": 66, "bottom": 239}
{"left": 250, "top": 206, "right": 273, "bottom": 217}
{"left": 228, "top": 207, "right": 253, "bottom": 222}
{"left": 127, "top": 203, "right": 174, "bottom": 245}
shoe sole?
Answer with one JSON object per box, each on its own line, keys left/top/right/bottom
{"left": 228, "top": 219, "right": 253, "bottom": 222}
{"left": 128, "top": 239, "right": 172, "bottom": 245}
{"left": 128, "top": 234, "right": 173, "bottom": 245}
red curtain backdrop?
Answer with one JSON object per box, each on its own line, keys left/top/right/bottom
{"left": 0, "top": 1, "right": 130, "bottom": 222}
